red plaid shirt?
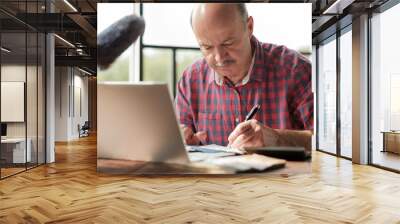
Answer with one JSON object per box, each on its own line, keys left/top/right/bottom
{"left": 175, "top": 36, "right": 313, "bottom": 145}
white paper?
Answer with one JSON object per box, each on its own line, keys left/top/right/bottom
{"left": 208, "top": 154, "right": 286, "bottom": 172}
{"left": 186, "top": 144, "right": 245, "bottom": 154}
{"left": 188, "top": 152, "right": 236, "bottom": 162}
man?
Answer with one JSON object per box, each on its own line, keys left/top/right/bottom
{"left": 175, "top": 3, "right": 313, "bottom": 151}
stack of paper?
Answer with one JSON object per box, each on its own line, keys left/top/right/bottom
{"left": 186, "top": 144, "right": 245, "bottom": 154}
{"left": 188, "top": 152, "right": 236, "bottom": 162}
{"left": 208, "top": 154, "right": 286, "bottom": 172}
{"left": 186, "top": 144, "right": 286, "bottom": 172}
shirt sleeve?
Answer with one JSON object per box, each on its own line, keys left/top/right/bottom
{"left": 291, "top": 57, "right": 314, "bottom": 131}
{"left": 175, "top": 69, "right": 196, "bottom": 131}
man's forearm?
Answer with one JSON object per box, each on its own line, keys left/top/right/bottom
{"left": 274, "top": 129, "right": 313, "bottom": 151}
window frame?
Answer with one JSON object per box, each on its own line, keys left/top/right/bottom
{"left": 315, "top": 22, "right": 353, "bottom": 161}
{"left": 0, "top": 1, "right": 47, "bottom": 179}
{"left": 315, "top": 0, "right": 400, "bottom": 173}
{"left": 368, "top": 0, "right": 400, "bottom": 173}
{"left": 138, "top": 4, "right": 201, "bottom": 97}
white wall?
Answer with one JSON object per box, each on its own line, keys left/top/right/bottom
{"left": 1, "top": 65, "right": 35, "bottom": 138}
{"left": 55, "top": 66, "right": 70, "bottom": 141}
{"left": 1, "top": 64, "right": 46, "bottom": 164}
{"left": 1, "top": 82, "right": 25, "bottom": 122}
{"left": 72, "top": 73, "right": 89, "bottom": 138}
{"left": 45, "top": 4, "right": 56, "bottom": 164}
{"left": 55, "top": 67, "right": 89, "bottom": 141}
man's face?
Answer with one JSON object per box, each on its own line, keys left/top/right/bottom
{"left": 192, "top": 9, "right": 253, "bottom": 82}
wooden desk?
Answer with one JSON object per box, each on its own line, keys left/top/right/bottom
{"left": 381, "top": 131, "right": 400, "bottom": 154}
{"left": 1, "top": 138, "right": 32, "bottom": 164}
{"left": 97, "top": 158, "right": 311, "bottom": 176}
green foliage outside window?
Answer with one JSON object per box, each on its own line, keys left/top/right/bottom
{"left": 143, "top": 48, "right": 202, "bottom": 95}
{"left": 143, "top": 48, "right": 172, "bottom": 87}
{"left": 97, "top": 47, "right": 203, "bottom": 97}
{"left": 176, "top": 50, "right": 203, "bottom": 85}
{"left": 98, "top": 57, "right": 129, "bottom": 81}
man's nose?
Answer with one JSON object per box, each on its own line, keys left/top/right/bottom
{"left": 214, "top": 46, "right": 227, "bottom": 64}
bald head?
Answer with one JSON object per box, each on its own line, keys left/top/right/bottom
{"left": 189, "top": 3, "right": 254, "bottom": 85}
{"left": 191, "top": 3, "right": 248, "bottom": 30}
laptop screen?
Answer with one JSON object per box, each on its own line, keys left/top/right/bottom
{"left": 97, "top": 82, "right": 189, "bottom": 164}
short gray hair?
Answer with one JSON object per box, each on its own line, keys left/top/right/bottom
{"left": 190, "top": 3, "right": 248, "bottom": 28}
{"left": 236, "top": 3, "right": 248, "bottom": 25}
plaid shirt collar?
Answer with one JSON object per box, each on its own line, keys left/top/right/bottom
{"left": 207, "top": 36, "right": 265, "bottom": 86}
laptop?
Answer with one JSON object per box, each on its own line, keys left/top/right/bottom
{"left": 97, "top": 82, "right": 286, "bottom": 172}
{"left": 98, "top": 82, "right": 190, "bottom": 164}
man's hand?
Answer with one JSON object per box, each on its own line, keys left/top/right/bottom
{"left": 227, "top": 119, "right": 279, "bottom": 149}
{"left": 228, "top": 120, "right": 313, "bottom": 151}
{"left": 180, "top": 125, "right": 207, "bottom": 145}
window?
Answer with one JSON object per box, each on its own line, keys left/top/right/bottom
{"left": 142, "top": 48, "right": 173, "bottom": 93}
{"left": 141, "top": 3, "right": 200, "bottom": 95}
{"left": 317, "top": 37, "right": 337, "bottom": 154}
{"left": 140, "top": 3, "right": 311, "bottom": 95}
{"left": 97, "top": 3, "right": 138, "bottom": 82}
{"left": 246, "top": 3, "right": 311, "bottom": 52}
{"left": 97, "top": 3, "right": 311, "bottom": 97}
{"left": 176, "top": 49, "right": 203, "bottom": 86}
{"left": 0, "top": 1, "right": 46, "bottom": 179}
{"left": 142, "top": 3, "right": 198, "bottom": 48}
{"left": 339, "top": 28, "right": 352, "bottom": 158}
{"left": 371, "top": 2, "right": 400, "bottom": 171}
{"left": 390, "top": 75, "right": 400, "bottom": 130}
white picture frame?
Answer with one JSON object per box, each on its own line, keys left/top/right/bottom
{"left": 1, "top": 81, "right": 25, "bottom": 122}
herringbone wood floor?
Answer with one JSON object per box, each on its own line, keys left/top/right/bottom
{"left": 1, "top": 135, "right": 400, "bottom": 223}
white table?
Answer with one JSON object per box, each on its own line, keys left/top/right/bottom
{"left": 1, "top": 138, "right": 31, "bottom": 163}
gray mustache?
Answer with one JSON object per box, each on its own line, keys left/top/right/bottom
{"left": 215, "top": 60, "right": 235, "bottom": 67}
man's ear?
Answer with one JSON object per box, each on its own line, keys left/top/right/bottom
{"left": 247, "top": 16, "right": 254, "bottom": 38}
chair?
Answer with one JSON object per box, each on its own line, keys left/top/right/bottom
{"left": 79, "top": 121, "right": 90, "bottom": 138}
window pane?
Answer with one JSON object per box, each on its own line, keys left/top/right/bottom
{"left": 247, "top": 3, "right": 311, "bottom": 53}
{"left": 97, "top": 57, "right": 130, "bottom": 82}
{"left": 142, "top": 3, "right": 311, "bottom": 96}
{"left": 27, "top": 31, "right": 38, "bottom": 168}
{"left": 176, "top": 49, "right": 202, "bottom": 85}
{"left": 26, "top": 0, "right": 41, "bottom": 168}
{"left": 371, "top": 3, "right": 400, "bottom": 171}
{"left": 143, "top": 3, "right": 198, "bottom": 48}
{"left": 390, "top": 75, "right": 400, "bottom": 129}
{"left": 318, "top": 37, "right": 337, "bottom": 154}
{"left": 38, "top": 33, "right": 45, "bottom": 165}
{"left": 97, "top": 3, "right": 135, "bottom": 82}
{"left": 340, "top": 29, "right": 352, "bottom": 158}
{"left": 1, "top": 31, "right": 27, "bottom": 177}
{"left": 143, "top": 3, "right": 311, "bottom": 53}
{"left": 143, "top": 48, "right": 173, "bottom": 93}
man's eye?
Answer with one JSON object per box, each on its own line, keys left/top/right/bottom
{"left": 202, "top": 46, "right": 211, "bottom": 50}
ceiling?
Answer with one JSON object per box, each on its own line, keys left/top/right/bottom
{"left": 310, "top": 0, "right": 390, "bottom": 43}
{"left": 0, "top": 0, "right": 393, "bottom": 75}
{"left": 0, "top": 0, "right": 97, "bottom": 74}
